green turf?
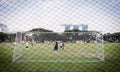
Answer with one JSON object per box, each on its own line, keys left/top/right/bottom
{"left": 0, "top": 43, "right": 120, "bottom": 72}
{"left": 13, "top": 43, "right": 102, "bottom": 62}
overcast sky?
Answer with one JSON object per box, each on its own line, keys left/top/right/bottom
{"left": 0, "top": 0, "right": 120, "bottom": 33}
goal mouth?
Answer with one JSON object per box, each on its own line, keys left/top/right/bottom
{"left": 13, "top": 32, "right": 104, "bottom": 62}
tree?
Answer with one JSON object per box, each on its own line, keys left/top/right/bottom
{"left": 29, "top": 28, "right": 53, "bottom": 32}
{"left": 64, "top": 29, "right": 81, "bottom": 32}
{"left": 0, "top": 32, "right": 8, "bottom": 43}
{"left": 103, "top": 32, "right": 120, "bottom": 43}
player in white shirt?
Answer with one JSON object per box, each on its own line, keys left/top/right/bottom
{"left": 26, "top": 42, "right": 29, "bottom": 48}
{"left": 13, "top": 42, "right": 16, "bottom": 46}
{"left": 60, "top": 42, "right": 64, "bottom": 50}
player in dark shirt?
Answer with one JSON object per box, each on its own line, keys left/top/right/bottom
{"left": 54, "top": 41, "right": 58, "bottom": 55}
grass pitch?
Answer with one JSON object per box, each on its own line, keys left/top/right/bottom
{"left": 0, "top": 43, "right": 120, "bottom": 72}
{"left": 13, "top": 43, "right": 102, "bottom": 62}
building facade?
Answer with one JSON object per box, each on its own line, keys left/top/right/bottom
{"left": 62, "top": 24, "right": 88, "bottom": 31}
{"left": 82, "top": 25, "right": 88, "bottom": 31}
{"left": 73, "top": 25, "right": 79, "bottom": 30}
{"left": 65, "top": 25, "right": 71, "bottom": 30}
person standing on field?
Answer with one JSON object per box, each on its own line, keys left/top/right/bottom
{"left": 54, "top": 41, "right": 58, "bottom": 55}
{"left": 26, "top": 42, "right": 29, "bottom": 48}
{"left": 60, "top": 42, "right": 64, "bottom": 50}
{"left": 62, "top": 43, "right": 65, "bottom": 49}
{"left": 13, "top": 42, "right": 16, "bottom": 46}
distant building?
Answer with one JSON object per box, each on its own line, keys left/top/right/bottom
{"left": 65, "top": 25, "right": 70, "bottom": 30}
{"left": 62, "top": 24, "right": 88, "bottom": 31}
{"left": 82, "top": 25, "right": 88, "bottom": 31}
{"left": 0, "top": 23, "right": 8, "bottom": 33}
{"left": 73, "top": 25, "right": 79, "bottom": 30}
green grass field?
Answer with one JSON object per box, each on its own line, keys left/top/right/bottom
{"left": 13, "top": 43, "right": 103, "bottom": 62}
{"left": 0, "top": 43, "right": 120, "bottom": 72}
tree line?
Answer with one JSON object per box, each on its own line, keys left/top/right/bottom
{"left": 0, "top": 28, "right": 120, "bottom": 43}
{"left": 0, "top": 32, "right": 15, "bottom": 43}
{"left": 103, "top": 32, "right": 120, "bottom": 43}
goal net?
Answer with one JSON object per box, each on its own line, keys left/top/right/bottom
{"left": 12, "top": 32, "right": 23, "bottom": 62}
{"left": 13, "top": 31, "right": 104, "bottom": 62}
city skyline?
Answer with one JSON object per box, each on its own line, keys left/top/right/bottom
{"left": 63, "top": 24, "right": 88, "bottom": 31}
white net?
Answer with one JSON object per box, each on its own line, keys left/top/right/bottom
{"left": 13, "top": 32, "right": 23, "bottom": 62}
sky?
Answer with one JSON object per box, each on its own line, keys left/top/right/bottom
{"left": 0, "top": 0, "right": 120, "bottom": 33}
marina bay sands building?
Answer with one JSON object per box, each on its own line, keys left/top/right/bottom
{"left": 62, "top": 24, "right": 88, "bottom": 31}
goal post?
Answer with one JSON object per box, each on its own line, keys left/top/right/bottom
{"left": 13, "top": 32, "right": 23, "bottom": 62}
{"left": 96, "top": 32, "right": 104, "bottom": 61}
{"left": 13, "top": 31, "right": 104, "bottom": 62}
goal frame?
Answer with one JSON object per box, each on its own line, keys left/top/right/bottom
{"left": 13, "top": 31, "right": 104, "bottom": 62}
